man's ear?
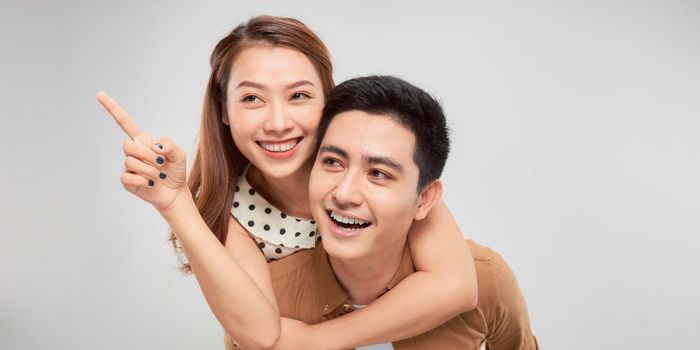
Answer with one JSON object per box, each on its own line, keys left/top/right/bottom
{"left": 414, "top": 179, "right": 443, "bottom": 221}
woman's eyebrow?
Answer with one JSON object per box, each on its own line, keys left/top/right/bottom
{"left": 235, "top": 80, "right": 316, "bottom": 91}
{"left": 285, "top": 80, "right": 316, "bottom": 90}
{"left": 235, "top": 81, "right": 265, "bottom": 90}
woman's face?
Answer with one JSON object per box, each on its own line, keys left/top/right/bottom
{"left": 225, "top": 43, "right": 325, "bottom": 179}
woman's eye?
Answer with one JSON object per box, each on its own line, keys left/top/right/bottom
{"left": 242, "top": 95, "right": 260, "bottom": 103}
{"left": 290, "top": 92, "right": 310, "bottom": 101}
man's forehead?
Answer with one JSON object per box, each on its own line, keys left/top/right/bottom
{"left": 322, "top": 111, "right": 416, "bottom": 165}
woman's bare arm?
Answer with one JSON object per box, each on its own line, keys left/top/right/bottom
{"left": 161, "top": 185, "right": 281, "bottom": 350}
{"left": 97, "top": 92, "right": 280, "bottom": 349}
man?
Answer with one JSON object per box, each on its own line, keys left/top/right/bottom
{"left": 267, "top": 76, "right": 538, "bottom": 349}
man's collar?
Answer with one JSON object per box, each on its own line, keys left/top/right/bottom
{"left": 316, "top": 240, "right": 416, "bottom": 316}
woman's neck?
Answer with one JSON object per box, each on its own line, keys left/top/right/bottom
{"left": 246, "top": 159, "right": 314, "bottom": 219}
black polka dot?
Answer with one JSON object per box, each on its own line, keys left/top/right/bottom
{"left": 275, "top": 248, "right": 283, "bottom": 254}
{"left": 247, "top": 220, "right": 254, "bottom": 227}
{"left": 235, "top": 185, "right": 240, "bottom": 192}
{"left": 280, "top": 244, "right": 285, "bottom": 247}
{"left": 295, "top": 232, "right": 301, "bottom": 237}
{"left": 309, "top": 231, "right": 315, "bottom": 237}
{"left": 248, "top": 204, "right": 255, "bottom": 210}
{"left": 263, "top": 224, "right": 270, "bottom": 231}
{"left": 310, "top": 220, "right": 315, "bottom": 224}
{"left": 265, "top": 208, "right": 272, "bottom": 214}
{"left": 249, "top": 188, "right": 255, "bottom": 196}
{"left": 279, "top": 228, "right": 286, "bottom": 235}
{"left": 281, "top": 213, "right": 287, "bottom": 218}
{"left": 294, "top": 245, "right": 299, "bottom": 249}
{"left": 258, "top": 242, "right": 265, "bottom": 249}
{"left": 296, "top": 218, "right": 301, "bottom": 222}
{"left": 233, "top": 201, "right": 239, "bottom": 208}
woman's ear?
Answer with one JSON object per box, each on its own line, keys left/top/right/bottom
{"left": 414, "top": 180, "right": 443, "bottom": 221}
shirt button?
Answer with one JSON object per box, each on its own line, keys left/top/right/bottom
{"left": 342, "top": 304, "right": 353, "bottom": 312}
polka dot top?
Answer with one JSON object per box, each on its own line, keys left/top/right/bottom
{"left": 231, "top": 165, "right": 319, "bottom": 261}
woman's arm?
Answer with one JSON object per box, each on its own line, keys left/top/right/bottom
{"left": 97, "top": 93, "right": 280, "bottom": 349}
{"left": 162, "top": 196, "right": 281, "bottom": 349}
{"left": 301, "top": 199, "right": 477, "bottom": 349}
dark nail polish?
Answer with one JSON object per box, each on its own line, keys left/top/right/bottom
{"left": 156, "top": 156, "right": 165, "bottom": 165}
{"left": 148, "top": 180, "right": 154, "bottom": 187}
{"left": 155, "top": 143, "right": 163, "bottom": 149}
{"left": 159, "top": 172, "right": 166, "bottom": 180}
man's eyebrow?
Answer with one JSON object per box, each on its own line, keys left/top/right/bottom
{"left": 365, "top": 155, "right": 403, "bottom": 172}
{"left": 319, "top": 145, "right": 348, "bottom": 158}
{"left": 235, "top": 80, "right": 316, "bottom": 90}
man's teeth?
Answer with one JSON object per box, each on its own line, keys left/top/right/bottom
{"left": 260, "top": 139, "right": 298, "bottom": 152}
{"left": 331, "top": 211, "right": 369, "bottom": 226}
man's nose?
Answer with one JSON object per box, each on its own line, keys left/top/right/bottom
{"left": 333, "top": 170, "right": 364, "bottom": 208}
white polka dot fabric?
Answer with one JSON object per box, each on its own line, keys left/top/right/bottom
{"left": 231, "top": 166, "right": 319, "bottom": 261}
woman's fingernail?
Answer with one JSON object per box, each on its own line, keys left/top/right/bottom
{"left": 155, "top": 143, "right": 163, "bottom": 149}
{"left": 159, "top": 172, "right": 167, "bottom": 180}
{"left": 148, "top": 180, "right": 155, "bottom": 187}
{"left": 156, "top": 156, "right": 165, "bottom": 165}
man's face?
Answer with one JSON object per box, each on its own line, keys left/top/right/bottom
{"left": 309, "top": 110, "right": 424, "bottom": 260}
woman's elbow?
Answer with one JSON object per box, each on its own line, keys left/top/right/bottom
{"left": 448, "top": 274, "right": 479, "bottom": 311}
{"left": 225, "top": 321, "right": 280, "bottom": 350}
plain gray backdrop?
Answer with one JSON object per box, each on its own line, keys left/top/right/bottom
{"left": 2, "top": 0, "right": 699, "bottom": 349}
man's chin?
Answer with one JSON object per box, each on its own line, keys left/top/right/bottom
{"left": 321, "top": 233, "right": 366, "bottom": 260}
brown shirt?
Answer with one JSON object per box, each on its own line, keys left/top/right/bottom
{"left": 225, "top": 240, "right": 538, "bottom": 349}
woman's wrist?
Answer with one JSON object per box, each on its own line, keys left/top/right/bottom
{"left": 158, "top": 188, "right": 196, "bottom": 221}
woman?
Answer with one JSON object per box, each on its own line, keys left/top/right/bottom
{"left": 98, "top": 16, "right": 477, "bottom": 349}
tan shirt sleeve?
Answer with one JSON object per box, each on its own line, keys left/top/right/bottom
{"left": 480, "top": 248, "right": 539, "bottom": 350}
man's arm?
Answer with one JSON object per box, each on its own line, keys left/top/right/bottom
{"left": 482, "top": 246, "right": 539, "bottom": 350}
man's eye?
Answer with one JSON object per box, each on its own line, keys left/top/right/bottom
{"left": 369, "top": 169, "right": 390, "bottom": 180}
{"left": 322, "top": 157, "right": 341, "bottom": 167}
{"left": 290, "top": 92, "right": 310, "bottom": 101}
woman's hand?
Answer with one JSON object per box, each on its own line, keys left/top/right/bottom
{"left": 96, "top": 92, "right": 188, "bottom": 213}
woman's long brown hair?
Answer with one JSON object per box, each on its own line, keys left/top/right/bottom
{"left": 171, "top": 16, "right": 334, "bottom": 272}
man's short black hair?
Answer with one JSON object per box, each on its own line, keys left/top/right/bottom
{"left": 316, "top": 75, "right": 450, "bottom": 191}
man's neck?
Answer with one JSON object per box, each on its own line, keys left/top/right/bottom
{"left": 328, "top": 242, "right": 406, "bottom": 306}
{"left": 246, "top": 159, "right": 314, "bottom": 219}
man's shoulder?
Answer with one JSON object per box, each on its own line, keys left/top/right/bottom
{"left": 463, "top": 240, "right": 539, "bottom": 349}
{"left": 466, "top": 240, "right": 523, "bottom": 308}
{"left": 268, "top": 245, "right": 318, "bottom": 282}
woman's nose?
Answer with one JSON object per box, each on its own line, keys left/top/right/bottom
{"left": 263, "top": 102, "right": 293, "bottom": 135}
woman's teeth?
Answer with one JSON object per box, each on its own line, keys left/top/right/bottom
{"left": 259, "top": 139, "right": 299, "bottom": 152}
{"left": 330, "top": 211, "right": 370, "bottom": 228}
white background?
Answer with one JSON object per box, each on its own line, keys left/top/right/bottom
{"left": 1, "top": 0, "right": 699, "bottom": 349}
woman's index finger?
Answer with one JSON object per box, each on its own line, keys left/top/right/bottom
{"left": 96, "top": 92, "right": 143, "bottom": 140}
